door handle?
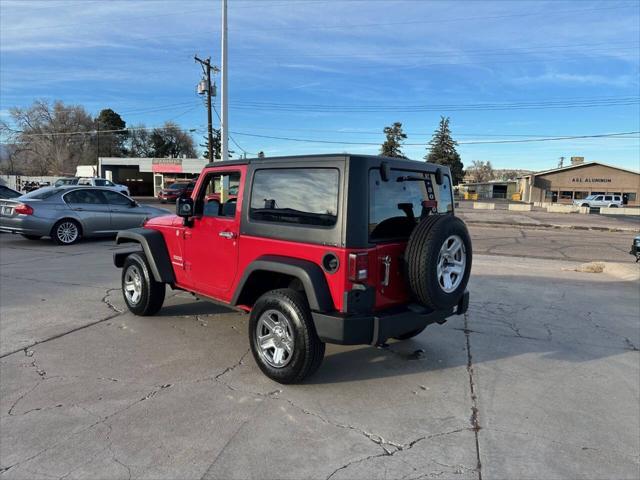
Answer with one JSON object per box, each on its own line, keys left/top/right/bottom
{"left": 74, "top": 207, "right": 85, "bottom": 211}
{"left": 219, "top": 231, "right": 236, "bottom": 239}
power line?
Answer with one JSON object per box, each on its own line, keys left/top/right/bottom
{"left": 229, "top": 97, "right": 640, "bottom": 113}
{"left": 211, "top": 104, "right": 256, "bottom": 157}
{"left": 228, "top": 131, "right": 640, "bottom": 146}
{"left": 224, "top": 125, "right": 640, "bottom": 138}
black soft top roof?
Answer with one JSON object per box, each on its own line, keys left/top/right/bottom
{"left": 205, "top": 154, "right": 442, "bottom": 171}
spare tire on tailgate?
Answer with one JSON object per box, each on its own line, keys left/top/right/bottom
{"left": 405, "top": 215, "right": 472, "bottom": 310}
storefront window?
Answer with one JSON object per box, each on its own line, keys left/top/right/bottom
{"left": 574, "top": 191, "right": 589, "bottom": 199}
{"left": 560, "top": 191, "right": 573, "bottom": 200}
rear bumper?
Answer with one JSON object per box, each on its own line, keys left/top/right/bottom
{"left": 0, "top": 216, "right": 52, "bottom": 236}
{"left": 313, "top": 290, "right": 469, "bottom": 345}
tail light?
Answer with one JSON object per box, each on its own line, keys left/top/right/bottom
{"left": 14, "top": 204, "right": 34, "bottom": 215}
{"left": 348, "top": 252, "right": 369, "bottom": 282}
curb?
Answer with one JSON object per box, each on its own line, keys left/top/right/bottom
{"left": 465, "top": 220, "right": 640, "bottom": 233}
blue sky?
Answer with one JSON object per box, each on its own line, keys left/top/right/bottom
{"left": 1, "top": 0, "right": 639, "bottom": 171}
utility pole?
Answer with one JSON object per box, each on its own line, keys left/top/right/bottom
{"left": 558, "top": 156, "right": 565, "bottom": 168}
{"left": 195, "top": 56, "right": 218, "bottom": 163}
{"left": 220, "top": 0, "right": 229, "bottom": 161}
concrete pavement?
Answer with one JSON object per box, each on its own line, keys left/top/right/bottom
{"left": 0, "top": 233, "right": 638, "bottom": 479}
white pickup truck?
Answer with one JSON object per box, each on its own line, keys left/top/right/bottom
{"left": 54, "top": 177, "right": 130, "bottom": 196}
{"left": 573, "top": 194, "right": 623, "bottom": 208}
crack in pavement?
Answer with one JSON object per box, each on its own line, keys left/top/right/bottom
{"left": 0, "top": 274, "right": 108, "bottom": 290}
{"left": 464, "top": 313, "right": 483, "bottom": 480}
{"left": 0, "top": 288, "right": 126, "bottom": 359}
{"left": 0, "top": 382, "right": 173, "bottom": 475}
{"left": 194, "top": 349, "right": 474, "bottom": 478}
{"left": 324, "top": 428, "right": 470, "bottom": 480}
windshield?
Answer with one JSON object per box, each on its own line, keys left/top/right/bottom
{"left": 369, "top": 168, "right": 453, "bottom": 242}
{"left": 584, "top": 195, "right": 597, "bottom": 200}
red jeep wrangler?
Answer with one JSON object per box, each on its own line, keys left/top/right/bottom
{"left": 114, "top": 155, "right": 471, "bottom": 383}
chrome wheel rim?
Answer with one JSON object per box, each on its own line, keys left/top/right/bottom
{"left": 437, "top": 235, "right": 466, "bottom": 293}
{"left": 256, "top": 309, "right": 295, "bottom": 368}
{"left": 57, "top": 222, "right": 78, "bottom": 244}
{"left": 124, "top": 265, "right": 143, "bottom": 305}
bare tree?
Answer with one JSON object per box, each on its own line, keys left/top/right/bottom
{"left": 7, "top": 100, "right": 95, "bottom": 175}
{"left": 467, "top": 160, "right": 495, "bottom": 183}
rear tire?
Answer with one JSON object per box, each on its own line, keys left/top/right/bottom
{"left": 21, "top": 234, "right": 41, "bottom": 240}
{"left": 405, "top": 215, "right": 472, "bottom": 310}
{"left": 51, "top": 219, "right": 81, "bottom": 245}
{"left": 122, "top": 253, "right": 165, "bottom": 316}
{"left": 249, "top": 289, "right": 325, "bottom": 384}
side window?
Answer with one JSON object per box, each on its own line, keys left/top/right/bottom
{"left": 94, "top": 179, "right": 107, "bottom": 186}
{"left": 595, "top": 196, "right": 604, "bottom": 201}
{"left": 65, "top": 189, "right": 106, "bottom": 204}
{"left": 196, "top": 171, "right": 241, "bottom": 218}
{"left": 105, "top": 180, "right": 115, "bottom": 186}
{"left": 250, "top": 168, "right": 339, "bottom": 227}
{"left": 78, "top": 178, "right": 92, "bottom": 186}
{"left": 102, "top": 190, "right": 132, "bottom": 206}
{"left": 604, "top": 195, "right": 612, "bottom": 201}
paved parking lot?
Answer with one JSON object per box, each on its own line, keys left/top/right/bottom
{"left": 1, "top": 228, "right": 639, "bottom": 479}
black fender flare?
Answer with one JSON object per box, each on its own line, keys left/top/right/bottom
{"left": 114, "top": 228, "right": 175, "bottom": 284}
{"left": 231, "top": 255, "right": 334, "bottom": 312}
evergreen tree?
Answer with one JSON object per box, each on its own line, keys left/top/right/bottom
{"left": 200, "top": 129, "right": 222, "bottom": 160}
{"left": 380, "top": 122, "right": 407, "bottom": 158}
{"left": 425, "top": 116, "right": 464, "bottom": 185}
{"left": 95, "top": 108, "right": 128, "bottom": 157}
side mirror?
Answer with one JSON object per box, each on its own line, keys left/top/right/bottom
{"left": 435, "top": 168, "right": 443, "bottom": 185}
{"left": 380, "top": 161, "right": 391, "bottom": 182}
{"left": 177, "top": 196, "right": 194, "bottom": 218}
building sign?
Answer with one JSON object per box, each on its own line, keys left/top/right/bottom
{"left": 152, "top": 158, "right": 183, "bottom": 173}
{"left": 571, "top": 177, "right": 612, "bottom": 183}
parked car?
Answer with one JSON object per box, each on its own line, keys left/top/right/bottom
{"left": 113, "top": 154, "right": 471, "bottom": 383}
{"left": 23, "top": 181, "right": 50, "bottom": 193}
{"left": 157, "top": 181, "right": 195, "bottom": 203}
{"left": 54, "top": 177, "right": 130, "bottom": 196}
{"left": 631, "top": 235, "right": 640, "bottom": 262}
{"left": 574, "top": 194, "right": 623, "bottom": 208}
{"left": 0, "top": 186, "right": 170, "bottom": 245}
{"left": 0, "top": 185, "right": 21, "bottom": 199}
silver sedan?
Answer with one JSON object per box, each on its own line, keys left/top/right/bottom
{"left": 0, "top": 186, "right": 171, "bottom": 245}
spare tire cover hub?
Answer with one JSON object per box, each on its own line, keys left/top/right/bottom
{"left": 437, "top": 235, "right": 466, "bottom": 293}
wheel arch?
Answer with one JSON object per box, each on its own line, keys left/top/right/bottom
{"left": 231, "top": 256, "right": 334, "bottom": 312}
{"left": 114, "top": 228, "right": 175, "bottom": 284}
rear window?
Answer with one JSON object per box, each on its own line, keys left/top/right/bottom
{"left": 369, "top": 168, "right": 453, "bottom": 242}
{"left": 250, "top": 168, "right": 339, "bottom": 227}
{"left": 22, "top": 188, "right": 59, "bottom": 200}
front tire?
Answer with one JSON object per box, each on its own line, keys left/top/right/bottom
{"left": 249, "top": 289, "right": 325, "bottom": 384}
{"left": 51, "top": 219, "right": 81, "bottom": 245}
{"left": 122, "top": 253, "right": 165, "bottom": 316}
